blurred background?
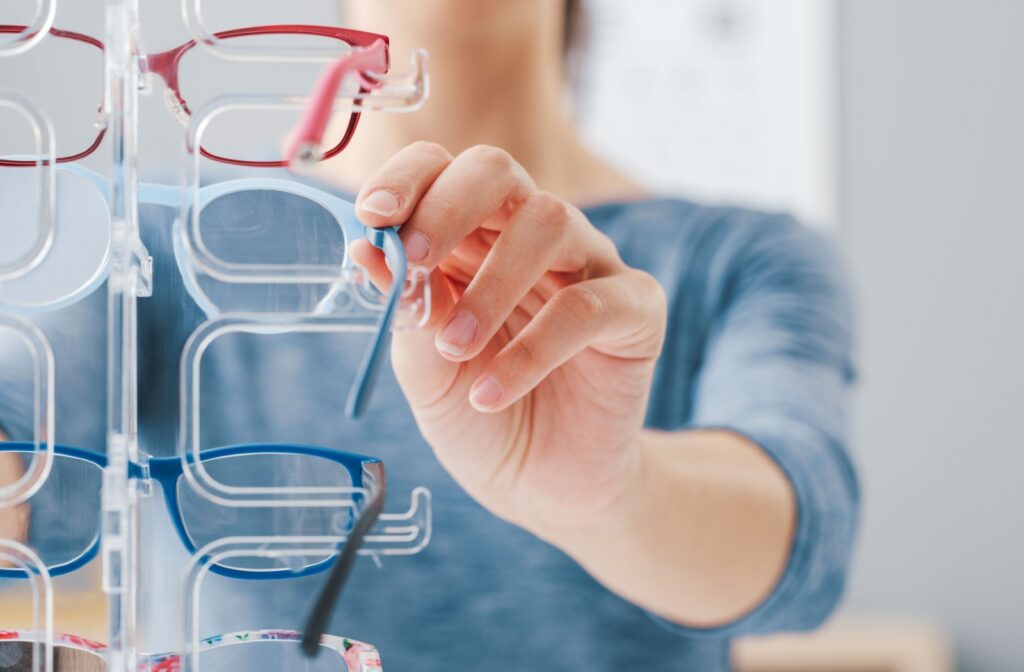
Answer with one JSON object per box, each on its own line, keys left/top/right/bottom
{"left": 2, "top": 0, "right": 1022, "bottom": 670}
{"left": 604, "top": 3, "right": 1024, "bottom": 669}
{"left": 586, "top": 2, "right": 1024, "bottom": 671}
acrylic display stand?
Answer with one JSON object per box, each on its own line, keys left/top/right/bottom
{"left": 0, "top": 2, "right": 430, "bottom": 669}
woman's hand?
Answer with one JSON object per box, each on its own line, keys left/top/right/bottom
{"left": 309, "top": 142, "right": 798, "bottom": 626}
{"left": 348, "top": 142, "right": 667, "bottom": 538}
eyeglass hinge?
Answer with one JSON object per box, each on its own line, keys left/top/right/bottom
{"left": 136, "top": 461, "right": 153, "bottom": 497}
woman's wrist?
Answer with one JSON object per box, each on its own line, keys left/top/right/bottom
{"left": 528, "top": 431, "right": 674, "bottom": 554}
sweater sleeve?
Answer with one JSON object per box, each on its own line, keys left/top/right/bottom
{"left": 657, "top": 213, "right": 859, "bottom": 637}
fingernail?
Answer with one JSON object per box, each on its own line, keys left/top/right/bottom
{"left": 436, "top": 311, "right": 477, "bottom": 357}
{"left": 360, "top": 190, "right": 400, "bottom": 217}
{"left": 403, "top": 232, "right": 430, "bottom": 263}
{"left": 470, "top": 377, "right": 503, "bottom": 410}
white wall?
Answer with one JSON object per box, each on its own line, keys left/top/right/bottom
{"left": 581, "top": 0, "right": 837, "bottom": 228}
{"left": 838, "top": 2, "right": 1024, "bottom": 670}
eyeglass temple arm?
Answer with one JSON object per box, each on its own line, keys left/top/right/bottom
{"left": 302, "top": 462, "right": 388, "bottom": 657}
{"left": 344, "top": 227, "right": 407, "bottom": 420}
{"left": 288, "top": 39, "right": 389, "bottom": 164}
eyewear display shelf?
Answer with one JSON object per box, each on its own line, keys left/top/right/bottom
{"left": 0, "top": 2, "right": 432, "bottom": 671}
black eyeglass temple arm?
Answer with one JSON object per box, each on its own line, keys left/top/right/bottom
{"left": 301, "top": 468, "right": 387, "bottom": 657}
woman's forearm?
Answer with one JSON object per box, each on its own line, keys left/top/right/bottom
{"left": 543, "top": 429, "right": 796, "bottom": 628}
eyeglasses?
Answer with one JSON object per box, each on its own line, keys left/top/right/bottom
{"left": 289, "top": 39, "right": 389, "bottom": 165}
{"left": 0, "top": 442, "right": 385, "bottom": 580}
{"left": 0, "top": 628, "right": 383, "bottom": 671}
{"left": 0, "top": 162, "right": 411, "bottom": 418}
{"left": 0, "top": 24, "right": 391, "bottom": 167}
{"left": 1, "top": 441, "right": 389, "bottom": 664}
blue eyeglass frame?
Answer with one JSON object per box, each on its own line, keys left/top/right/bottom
{"left": 3, "top": 162, "right": 406, "bottom": 418}
{"left": 0, "top": 441, "right": 382, "bottom": 580}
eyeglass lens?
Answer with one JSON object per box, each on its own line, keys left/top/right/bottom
{"left": 187, "top": 189, "right": 348, "bottom": 315}
{"left": 176, "top": 451, "right": 358, "bottom": 573}
{"left": 0, "top": 28, "right": 104, "bottom": 163}
{"left": 177, "top": 31, "right": 362, "bottom": 165}
{"left": 0, "top": 451, "right": 103, "bottom": 572}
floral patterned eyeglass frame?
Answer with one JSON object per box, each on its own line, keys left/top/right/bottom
{"left": 0, "top": 629, "right": 382, "bottom": 671}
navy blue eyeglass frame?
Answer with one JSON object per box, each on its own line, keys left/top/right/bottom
{"left": 0, "top": 441, "right": 381, "bottom": 580}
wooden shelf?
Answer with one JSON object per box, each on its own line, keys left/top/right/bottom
{"left": 734, "top": 619, "right": 954, "bottom": 672}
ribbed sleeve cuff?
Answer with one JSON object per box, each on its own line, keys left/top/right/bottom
{"left": 644, "top": 419, "right": 859, "bottom": 639}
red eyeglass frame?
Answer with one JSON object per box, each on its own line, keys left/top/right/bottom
{"left": 0, "top": 24, "right": 390, "bottom": 168}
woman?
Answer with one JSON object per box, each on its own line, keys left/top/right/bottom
{"left": 298, "top": 0, "right": 857, "bottom": 668}
{"left": 0, "top": 1, "right": 857, "bottom": 669}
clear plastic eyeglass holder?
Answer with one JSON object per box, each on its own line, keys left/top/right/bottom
{"left": 1, "top": 1, "right": 432, "bottom": 670}
{"left": 1, "top": 4, "right": 61, "bottom": 671}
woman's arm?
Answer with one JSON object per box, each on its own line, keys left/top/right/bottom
{"left": 532, "top": 214, "right": 857, "bottom": 631}
{"left": 334, "top": 141, "right": 854, "bottom": 630}
{"left": 547, "top": 428, "right": 795, "bottom": 627}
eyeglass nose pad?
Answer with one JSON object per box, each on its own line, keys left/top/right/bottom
{"left": 93, "top": 103, "right": 108, "bottom": 131}
{"left": 163, "top": 89, "right": 190, "bottom": 127}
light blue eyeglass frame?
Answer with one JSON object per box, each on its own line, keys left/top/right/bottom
{"left": 0, "top": 441, "right": 382, "bottom": 580}
{"left": 0, "top": 162, "right": 405, "bottom": 418}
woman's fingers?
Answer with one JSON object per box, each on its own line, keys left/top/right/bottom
{"left": 434, "top": 192, "right": 588, "bottom": 360}
{"left": 466, "top": 271, "right": 667, "bottom": 412}
{"left": 351, "top": 141, "right": 663, "bottom": 414}
{"left": 349, "top": 239, "right": 455, "bottom": 331}
{"left": 356, "top": 141, "right": 453, "bottom": 227}
{"left": 348, "top": 239, "right": 393, "bottom": 288}
{"left": 350, "top": 238, "right": 464, "bottom": 410}
{"left": 358, "top": 144, "right": 537, "bottom": 268}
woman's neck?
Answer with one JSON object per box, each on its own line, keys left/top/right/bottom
{"left": 322, "top": 4, "right": 644, "bottom": 205}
